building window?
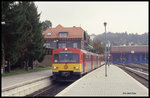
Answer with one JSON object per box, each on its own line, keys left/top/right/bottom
{"left": 132, "top": 54, "right": 139, "bottom": 62}
{"left": 58, "top": 43, "right": 66, "bottom": 48}
{"left": 44, "top": 43, "right": 50, "bottom": 48}
{"left": 73, "top": 43, "right": 78, "bottom": 48}
{"left": 142, "top": 53, "right": 148, "bottom": 61}
{"left": 59, "top": 32, "right": 68, "bottom": 37}
{"left": 46, "top": 49, "right": 52, "bottom": 55}
{"left": 47, "top": 32, "right": 51, "bottom": 36}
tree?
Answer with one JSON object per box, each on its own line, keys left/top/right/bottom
{"left": 2, "top": 1, "right": 46, "bottom": 72}
{"left": 92, "top": 40, "right": 104, "bottom": 54}
{"left": 2, "top": 1, "right": 28, "bottom": 72}
{"left": 20, "top": 2, "right": 46, "bottom": 70}
{"left": 42, "top": 20, "right": 52, "bottom": 31}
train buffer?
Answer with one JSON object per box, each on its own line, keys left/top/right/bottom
{"left": 56, "top": 64, "right": 148, "bottom": 96}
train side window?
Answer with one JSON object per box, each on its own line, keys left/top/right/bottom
{"left": 90, "top": 56, "right": 91, "bottom": 61}
{"left": 84, "top": 55, "right": 87, "bottom": 61}
{"left": 87, "top": 55, "right": 89, "bottom": 61}
{"left": 86, "top": 55, "right": 88, "bottom": 61}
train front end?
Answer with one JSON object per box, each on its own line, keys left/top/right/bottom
{"left": 51, "top": 48, "right": 82, "bottom": 82}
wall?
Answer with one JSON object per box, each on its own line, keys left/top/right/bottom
{"left": 2, "top": 76, "right": 52, "bottom": 96}
{"left": 111, "top": 52, "right": 149, "bottom": 63}
{"left": 35, "top": 55, "right": 52, "bottom": 67}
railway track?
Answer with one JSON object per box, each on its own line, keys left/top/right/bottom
{"left": 120, "top": 63, "right": 148, "bottom": 73}
{"left": 27, "top": 64, "right": 105, "bottom": 96}
{"left": 27, "top": 82, "right": 73, "bottom": 97}
{"left": 115, "top": 63, "right": 149, "bottom": 88}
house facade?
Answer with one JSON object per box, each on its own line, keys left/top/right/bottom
{"left": 42, "top": 24, "right": 90, "bottom": 54}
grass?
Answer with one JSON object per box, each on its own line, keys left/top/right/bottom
{"left": 2, "top": 66, "right": 51, "bottom": 77}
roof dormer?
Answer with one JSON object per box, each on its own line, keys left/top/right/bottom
{"left": 47, "top": 32, "right": 51, "bottom": 36}
{"left": 59, "top": 32, "right": 68, "bottom": 37}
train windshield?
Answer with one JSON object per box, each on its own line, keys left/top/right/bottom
{"left": 54, "top": 54, "right": 79, "bottom": 63}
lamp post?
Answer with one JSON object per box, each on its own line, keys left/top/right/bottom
{"left": 104, "top": 22, "right": 107, "bottom": 77}
{"left": 107, "top": 40, "right": 111, "bottom": 66}
{"left": 2, "top": 22, "right": 5, "bottom": 74}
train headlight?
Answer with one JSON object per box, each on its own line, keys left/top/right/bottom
{"left": 53, "top": 66, "right": 57, "bottom": 69}
{"left": 74, "top": 66, "right": 79, "bottom": 70}
{"left": 65, "top": 48, "right": 68, "bottom": 50}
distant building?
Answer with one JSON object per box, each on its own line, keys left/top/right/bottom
{"left": 42, "top": 24, "right": 90, "bottom": 54}
{"left": 111, "top": 45, "right": 149, "bottom": 63}
{"left": 89, "top": 34, "right": 96, "bottom": 41}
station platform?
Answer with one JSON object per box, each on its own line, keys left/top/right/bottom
{"left": 56, "top": 64, "right": 148, "bottom": 96}
{"left": 2, "top": 70, "right": 52, "bottom": 90}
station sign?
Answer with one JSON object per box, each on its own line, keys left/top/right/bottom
{"left": 60, "top": 51, "right": 73, "bottom": 53}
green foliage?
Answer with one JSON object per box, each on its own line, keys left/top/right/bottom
{"left": 92, "top": 40, "right": 104, "bottom": 54}
{"left": 42, "top": 20, "right": 52, "bottom": 31}
{"left": 2, "top": 1, "right": 27, "bottom": 65}
{"left": 2, "top": 66, "right": 51, "bottom": 77}
{"left": 2, "top": 1, "right": 46, "bottom": 70}
{"left": 20, "top": 2, "right": 46, "bottom": 67}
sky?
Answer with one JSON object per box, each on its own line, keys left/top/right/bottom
{"left": 34, "top": 1, "right": 148, "bottom": 35}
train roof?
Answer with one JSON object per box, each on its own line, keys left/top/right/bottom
{"left": 81, "top": 49, "right": 101, "bottom": 56}
{"left": 53, "top": 48, "right": 102, "bottom": 56}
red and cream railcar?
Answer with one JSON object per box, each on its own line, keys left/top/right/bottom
{"left": 51, "top": 48, "right": 103, "bottom": 82}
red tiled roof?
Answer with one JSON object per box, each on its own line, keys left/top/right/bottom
{"left": 43, "top": 24, "right": 84, "bottom": 39}
{"left": 111, "top": 45, "right": 148, "bottom": 53}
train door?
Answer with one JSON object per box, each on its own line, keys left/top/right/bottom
{"left": 81, "top": 53, "right": 85, "bottom": 74}
{"left": 83, "top": 53, "right": 86, "bottom": 73}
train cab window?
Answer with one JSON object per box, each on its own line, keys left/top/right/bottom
{"left": 54, "top": 54, "right": 79, "bottom": 63}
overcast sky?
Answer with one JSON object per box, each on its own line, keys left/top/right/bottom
{"left": 34, "top": 1, "right": 148, "bottom": 35}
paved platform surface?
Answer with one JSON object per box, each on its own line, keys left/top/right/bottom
{"left": 2, "top": 70, "right": 52, "bottom": 89}
{"left": 56, "top": 64, "right": 148, "bottom": 96}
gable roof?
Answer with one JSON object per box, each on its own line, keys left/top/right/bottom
{"left": 43, "top": 24, "right": 85, "bottom": 39}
